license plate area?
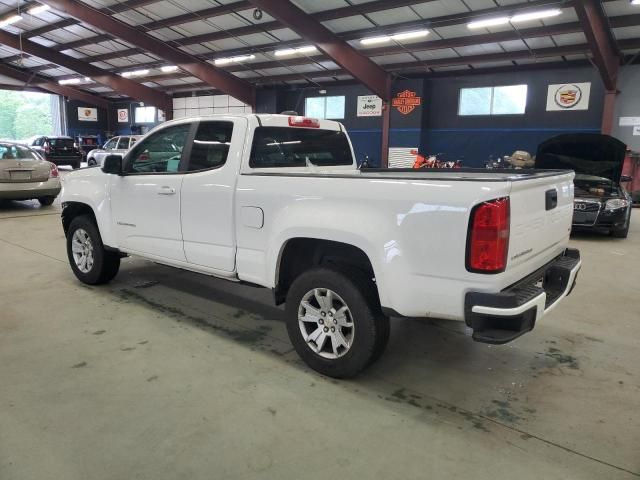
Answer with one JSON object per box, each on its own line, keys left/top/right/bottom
{"left": 10, "top": 171, "right": 32, "bottom": 180}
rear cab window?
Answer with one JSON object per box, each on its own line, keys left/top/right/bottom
{"left": 249, "top": 127, "right": 353, "bottom": 168}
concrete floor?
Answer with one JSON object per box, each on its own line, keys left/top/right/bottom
{"left": 1, "top": 178, "right": 639, "bottom": 479}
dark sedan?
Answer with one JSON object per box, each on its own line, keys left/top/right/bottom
{"left": 29, "top": 136, "right": 83, "bottom": 169}
{"left": 537, "top": 133, "right": 632, "bottom": 238}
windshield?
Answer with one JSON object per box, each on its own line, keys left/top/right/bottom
{"left": 0, "top": 144, "right": 41, "bottom": 161}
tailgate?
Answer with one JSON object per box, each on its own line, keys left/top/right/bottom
{"left": 508, "top": 172, "right": 574, "bottom": 270}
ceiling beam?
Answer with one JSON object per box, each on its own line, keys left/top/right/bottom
{"left": 0, "top": 29, "right": 171, "bottom": 110}
{"left": 38, "top": 0, "right": 256, "bottom": 106}
{"left": 0, "top": 62, "right": 111, "bottom": 108}
{"left": 167, "top": 43, "right": 598, "bottom": 91}
{"left": 26, "top": 0, "right": 434, "bottom": 64}
{"left": 247, "top": 0, "right": 391, "bottom": 100}
{"left": 11, "top": 0, "right": 571, "bottom": 74}
{"left": 573, "top": 0, "right": 621, "bottom": 91}
{"left": 2, "top": 0, "right": 162, "bottom": 41}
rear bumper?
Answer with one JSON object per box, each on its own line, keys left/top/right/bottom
{"left": 47, "top": 156, "right": 82, "bottom": 166}
{"left": 464, "top": 248, "right": 581, "bottom": 344}
{"left": 0, "top": 178, "right": 61, "bottom": 200}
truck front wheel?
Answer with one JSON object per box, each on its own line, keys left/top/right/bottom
{"left": 285, "top": 267, "right": 389, "bottom": 378}
{"left": 66, "top": 215, "right": 120, "bottom": 285}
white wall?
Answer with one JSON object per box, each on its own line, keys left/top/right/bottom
{"left": 172, "top": 95, "right": 253, "bottom": 118}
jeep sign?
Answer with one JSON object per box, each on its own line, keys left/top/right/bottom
{"left": 357, "top": 95, "right": 382, "bottom": 117}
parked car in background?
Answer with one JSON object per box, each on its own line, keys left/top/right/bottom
{"left": 0, "top": 142, "right": 61, "bottom": 206}
{"left": 537, "top": 133, "right": 633, "bottom": 238}
{"left": 29, "top": 136, "right": 83, "bottom": 169}
{"left": 87, "top": 135, "right": 141, "bottom": 167}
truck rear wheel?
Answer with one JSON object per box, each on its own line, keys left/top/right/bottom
{"left": 66, "top": 215, "right": 120, "bottom": 285}
{"left": 285, "top": 267, "right": 389, "bottom": 378}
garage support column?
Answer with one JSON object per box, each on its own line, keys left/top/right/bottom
{"left": 381, "top": 101, "right": 391, "bottom": 168}
{"left": 602, "top": 90, "right": 617, "bottom": 135}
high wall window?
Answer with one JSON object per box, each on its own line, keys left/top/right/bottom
{"left": 458, "top": 85, "right": 528, "bottom": 116}
{"left": 135, "top": 106, "right": 157, "bottom": 123}
{"left": 305, "top": 96, "right": 345, "bottom": 119}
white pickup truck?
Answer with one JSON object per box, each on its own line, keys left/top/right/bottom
{"left": 61, "top": 114, "right": 581, "bottom": 378}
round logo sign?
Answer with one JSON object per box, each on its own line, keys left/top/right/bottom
{"left": 554, "top": 84, "right": 582, "bottom": 109}
{"left": 118, "top": 110, "right": 128, "bottom": 121}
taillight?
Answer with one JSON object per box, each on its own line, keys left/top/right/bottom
{"left": 288, "top": 116, "right": 320, "bottom": 128}
{"left": 49, "top": 163, "right": 59, "bottom": 178}
{"left": 467, "top": 197, "right": 510, "bottom": 273}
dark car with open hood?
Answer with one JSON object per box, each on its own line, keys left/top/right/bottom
{"left": 537, "top": 133, "right": 632, "bottom": 238}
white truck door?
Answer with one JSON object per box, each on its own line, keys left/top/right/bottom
{"left": 109, "top": 122, "right": 193, "bottom": 261}
{"left": 180, "top": 118, "right": 247, "bottom": 272}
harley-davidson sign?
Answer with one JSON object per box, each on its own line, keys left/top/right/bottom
{"left": 392, "top": 90, "right": 422, "bottom": 115}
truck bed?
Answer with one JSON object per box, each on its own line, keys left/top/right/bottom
{"left": 245, "top": 168, "right": 573, "bottom": 182}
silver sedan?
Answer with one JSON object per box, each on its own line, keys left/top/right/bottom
{"left": 0, "top": 142, "right": 62, "bottom": 206}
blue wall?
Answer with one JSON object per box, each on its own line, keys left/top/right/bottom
{"left": 421, "top": 67, "right": 605, "bottom": 167}
{"left": 264, "top": 65, "right": 606, "bottom": 168}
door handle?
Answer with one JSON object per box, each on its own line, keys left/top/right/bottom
{"left": 158, "top": 186, "right": 176, "bottom": 195}
{"left": 545, "top": 189, "right": 558, "bottom": 211}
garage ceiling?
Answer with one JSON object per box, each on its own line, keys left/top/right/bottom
{"left": 0, "top": 0, "right": 638, "bottom": 102}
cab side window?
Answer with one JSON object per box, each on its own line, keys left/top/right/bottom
{"left": 187, "top": 121, "right": 233, "bottom": 172}
{"left": 125, "top": 124, "right": 191, "bottom": 174}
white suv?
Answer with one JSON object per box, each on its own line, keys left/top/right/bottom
{"left": 87, "top": 135, "right": 142, "bottom": 167}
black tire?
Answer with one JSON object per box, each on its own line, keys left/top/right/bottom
{"left": 38, "top": 196, "right": 55, "bottom": 206}
{"left": 611, "top": 212, "right": 631, "bottom": 238}
{"left": 72, "top": 161, "right": 81, "bottom": 170}
{"left": 66, "top": 215, "right": 120, "bottom": 285}
{"left": 611, "top": 223, "right": 629, "bottom": 238}
{"left": 87, "top": 158, "right": 96, "bottom": 167}
{"left": 285, "top": 267, "right": 389, "bottom": 378}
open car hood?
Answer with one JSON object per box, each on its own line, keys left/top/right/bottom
{"left": 536, "top": 134, "right": 626, "bottom": 183}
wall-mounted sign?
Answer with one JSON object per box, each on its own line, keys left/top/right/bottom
{"left": 392, "top": 90, "right": 422, "bottom": 115}
{"left": 78, "top": 107, "right": 98, "bottom": 122}
{"left": 619, "top": 117, "right": 640, "bottom": 126}
{"left": 117, "top": 108, "right": 129, "bottom": 123}
{"left": 357, "top": 95, "right": 382, "bottom": 117}
{"left": 546, "top": 83, "right": 591, "bottom": 111}
{"left": 634, "top": 126, "right": 640, "bottom": 136}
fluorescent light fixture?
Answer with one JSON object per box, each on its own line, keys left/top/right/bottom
{"left": 360, "top": 35, "right": 391, "bottom": 45}
{"left": 391, "top": 29, "right": 429, "bottom": 41}
{"left": 28, "top": 4, "right": 50, "bottom": 15}
{"left": 511, "top": 9, "right": 562, "bottom": 23}
{"left": 160, "top": 65, "right": 179, "bottom": 73}
{"left": 120, "top": 69, "right": 150, "bottom": 77}
{"left": 58, "top": 78, "right": 82, "bottom": 85}
{"left": 632, "top": 0, "right": 640, "bottom": 5}
{"left": 360, "top": 29, "right": 429, "bottom": 45}
{"left": 274, "top": 45, "right": 317, "bottom": 56}
{"left": 0, "top": 14, "right": 23, "bottom": 27}
{"left": 214, "top": 54, "right": 255, "bottom": 65}
{"left": 467, "top": 16, "right": 510, "bottom": 29}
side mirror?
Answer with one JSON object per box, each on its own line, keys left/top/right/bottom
{"left": 620, "top": 175, "right": 633, "bottom": 183}
{"left": 102, "top": 155, "right": 122, "bottom": 175}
